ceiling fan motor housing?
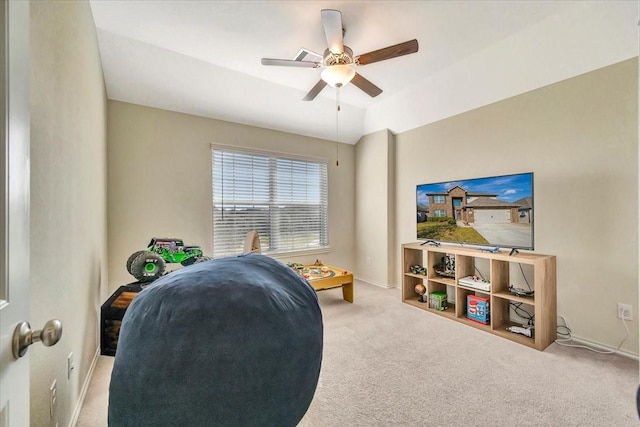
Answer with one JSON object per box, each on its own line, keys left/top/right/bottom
{"left": 324, "top": 46, "right": 353, "bottom": 66}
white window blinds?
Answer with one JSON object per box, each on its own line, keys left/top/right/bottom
{"left": 212, "top": 146, "right": 328, "bottom": 258}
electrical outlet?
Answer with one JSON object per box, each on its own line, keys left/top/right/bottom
{"left": 49, "top": 380, "right": 57, "bottom": 418}
{"left": 617, "top": 303, "right": 633, "bottom": 320}
{"left": 67, "top": 353, "right": 74, "bottom": 380}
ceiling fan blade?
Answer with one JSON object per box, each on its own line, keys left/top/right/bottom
{"left": 293, "top": 48, "right": 323, "bottom": 63}
{"left": 261, "top": 58, "right": 320, "bottom": 68}
{"left": 303, "top": 80, "right": 328, "bottom": 101}
{"left": 321, "top": 9, "right": 344, "bottom": 54}
{"left": 354, "top": 39, "right": 419, "bottom": 66}
{"left": 351, "top": 73, "right": 382, "bottom": 98}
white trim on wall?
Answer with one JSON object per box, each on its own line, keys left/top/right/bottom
{"left": 69, "top": 347, "right": 101, "bottom": 427}
{"left": 355, "top": 277, "right": 396, "bottom": 290}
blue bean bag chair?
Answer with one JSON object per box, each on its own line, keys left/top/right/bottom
{"left": 108, "top": 253, "right": 323, "bottom": 426}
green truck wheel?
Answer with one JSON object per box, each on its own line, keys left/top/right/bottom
{"left": 131, "top": 252, "right": 166, "bottom": 282}
{"left": 126, "top": 250, "right": 146, "bottom": 275}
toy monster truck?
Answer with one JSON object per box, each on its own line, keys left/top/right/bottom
{"left": 126, "top": 238, "right": 210, "bottom": 282}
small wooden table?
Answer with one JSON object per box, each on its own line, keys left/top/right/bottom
{"left": 302, "top": 265, "right": 354, "bottom": 303}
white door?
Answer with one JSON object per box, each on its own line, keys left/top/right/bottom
{"left": 0, "top": 1, "right": 31, "bottom": 425}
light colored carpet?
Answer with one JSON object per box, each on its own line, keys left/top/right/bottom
{"left": 79, "top": 281, "right": 638, "bottom": 426}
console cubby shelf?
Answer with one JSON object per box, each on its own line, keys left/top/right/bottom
{"left": 402, "top": 242, "right": 557, "bottom": 350}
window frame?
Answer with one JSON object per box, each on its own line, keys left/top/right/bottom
{"left": 211, "top": 144, "right": 330, "bottom": 258}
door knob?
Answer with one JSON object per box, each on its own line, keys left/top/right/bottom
{"left": 12, "top": 319, "right": 63, "bottom": 359}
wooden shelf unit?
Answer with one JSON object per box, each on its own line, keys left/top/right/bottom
{"left": 402, "top": 242, "right": 557, "bottom": 350}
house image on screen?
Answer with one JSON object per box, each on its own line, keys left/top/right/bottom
{"left": 512, "top": 196, "right": 533, "bottom": 223}
{"left": 426, "top": 186, "right": 524, "bottom": 224}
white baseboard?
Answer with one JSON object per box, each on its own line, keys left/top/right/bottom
{"left": 556, "top": 335, "right": 639, "bottom": 360}
{"left": 355, "top": 276, "right": 396, "bottom": 289}
{"left": 69, "top": 346, "right": 101, "bottom": 427}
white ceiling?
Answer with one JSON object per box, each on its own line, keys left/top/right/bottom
{"left": 89, "top": 1, "right": 638, "bottom": 144}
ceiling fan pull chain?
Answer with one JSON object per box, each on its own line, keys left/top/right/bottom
{"left": 336, "top": 87, "right": 340, "bottom": 166}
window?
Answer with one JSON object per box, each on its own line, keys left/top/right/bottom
{"left": 211, "top": 145, "right": 328, "bottom": 258}
{"left": 434, "top": 209, "right": 446, "bottom": 217}
{"left": 433, "top": 195, "right": 445, "bottom": 203}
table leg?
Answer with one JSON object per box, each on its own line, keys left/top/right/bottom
{"left": 342, "top": 282, "right": 354, "bottom": 303}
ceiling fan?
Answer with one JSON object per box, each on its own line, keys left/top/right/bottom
{"left": 261, "top": 9, "right": 419, "bottom": 101}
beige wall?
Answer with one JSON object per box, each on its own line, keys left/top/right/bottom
{"left": 354, "top": 129, "right": 396, "bottom": 286}
{"left": 107, "top": 101, "right": 355, "bottom": 293}
{"left": 393, "top": 58, "right": 638, "bottom": 354}
{"left": 30, "top": 1, "right": 108, "bottom": 426}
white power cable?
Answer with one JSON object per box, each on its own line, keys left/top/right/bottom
{"left": 555, "top": 315, "right": 629, "bottom": 355}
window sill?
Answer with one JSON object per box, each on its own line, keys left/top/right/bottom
{"left": 268, "top": 247, "right": 331, "bottom": 259}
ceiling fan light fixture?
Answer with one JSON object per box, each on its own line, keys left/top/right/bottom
{"left": 321, "top": 65, "right": 355, "bottom": 88}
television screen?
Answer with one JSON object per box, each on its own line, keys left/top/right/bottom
{"left": 416, "top": 172, "right": 534, "bottom": 250}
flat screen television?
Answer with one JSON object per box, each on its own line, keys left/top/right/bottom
{"left": 416, "top": 172, "right": 534, "bottom": 250}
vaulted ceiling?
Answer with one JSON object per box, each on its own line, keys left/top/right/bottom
{"left": 89, "top": 1, "right": 637, "bottom": 144}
